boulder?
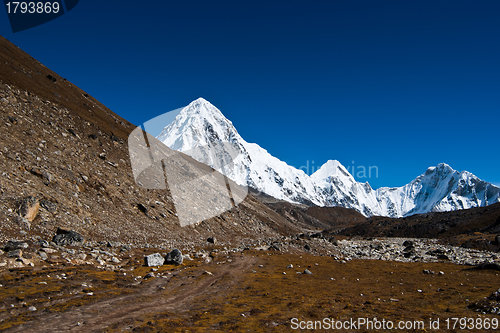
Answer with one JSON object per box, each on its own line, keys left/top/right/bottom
{"left": 144, "top": 253, "right": 165, "bottom": 267}
{"left": 165, "top": 249, "right": 183, "bottom": 265}
{"left": 18, "top": 196, "right": 40, "bottom": 222}
{"left": 52, "top": 228, "right": 85, "bottom": 247}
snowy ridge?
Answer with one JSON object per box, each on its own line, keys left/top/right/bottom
{"left": 157, "top": 98, "right": 500, "bottom": 217}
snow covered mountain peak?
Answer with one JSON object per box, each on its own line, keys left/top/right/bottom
{"left": 156, "top": 97, "right": 243, "bottom": 152}
{"left": 157, "top": 98, "right": 500, "bottom": 218}
{"left": 311, "top": 160, "right": 351, "bottom": 181}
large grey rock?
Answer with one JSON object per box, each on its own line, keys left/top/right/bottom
{"left": 165, "top": 249, "right": 183, "bottom": 265}
{"left": 144, "top": 253, "right": 165, "bottom": 267}
{"left": 52, "top": 228, "right": 85, "bottom": 247}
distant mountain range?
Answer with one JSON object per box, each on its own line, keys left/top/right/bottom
{"left": 157, "top": 98, "right": 500, "bottom": 217}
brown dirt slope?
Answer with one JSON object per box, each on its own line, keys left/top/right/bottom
{"left": 0, "top": 34, "right": 315, "bottom": 248}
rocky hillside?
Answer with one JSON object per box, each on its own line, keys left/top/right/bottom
{"left": 0, "top": 35, "right": 312, "bottom": 249}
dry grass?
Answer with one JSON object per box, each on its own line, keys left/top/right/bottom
{"left": 129, "top": 251, "right": 500, "bottom": 332}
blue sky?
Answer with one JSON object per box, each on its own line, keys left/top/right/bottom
{"left": 1, "top": 0, "right": 499, "bottom": 189}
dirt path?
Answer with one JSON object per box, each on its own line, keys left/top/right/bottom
{"left": 6, "top": 255, "right": 257, "bottom": 332}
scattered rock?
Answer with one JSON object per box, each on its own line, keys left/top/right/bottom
{"left": 287, "top": 264, "right": 293, "bottom": 269}
{"left": 469, "top": 288, "right": 500, "bottom": 314}
{"left": 52, "top": 228, "right": 85, "bottom": 247}
{"left": 144, "top": 253, "right": 165, "bottom": 267}
{"left": 207, "top": 237, "right": 216, "bottom": 244}
{"left": 304, "top": 244, "right": 311, "bottom": 251}
{"left": 28, "top": 306, "right": 37, "bottom": 312}
{"left": 165, "top": 249, "right": 183, "bottom": 265}
{"left": 18, "top": 196, "right": 40, "bottom": 222}
{"left": 304, "top": 269, "right": 313, "bottom": 275}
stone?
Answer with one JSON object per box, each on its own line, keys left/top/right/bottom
{"left": 403, "top": 245, "right": 415, "bottom": 252}
{"left": 165, "top": 249, "right": 183, "bottom": 266}
{"left": 328, "top": 237, "right": 339, "bottom": 246}
{"left": 268, "top": 244, "right": 280, "bottom": 251}
{"left": 207, "top": 237, "right": 216, "bottom": 244}
{"left": 18, "top": 196, "right": 40, "bottom": 222}
{"left": 37, "top": 251, "right": 48, "bottom": 260}
{"left": 495, "top": 235, "right": 500, "bottom": 245}
{"left": 3, "top": 241, "right": 29, "bottom": 252}
{"left": 144, "top": 253, "right": 165, "bottom": 267}
{"left": 304, "top": 269, "right": 313, "bottom": 275}
{"left": 52, "top": 228, "right": 85, "bottom": 247}
{"left": 403, "top": 240, "right": 414, "bottom": 247}
{"left": 42, "top": 171, "right": 53, "bottom": 183}
{"left": 436, "top": 254, "right": 449, "bottom": 261}
{"left": 8, "top": 249, "right": 22, "bottom": 258}
{"left": 304, "top": 244, "right": 311, "bottom": 251}
{"left": 137, "top": 203, "right": 148, "bottom": 214}
{"left": 34, "top": 239, "right": 49, "bottom": 247}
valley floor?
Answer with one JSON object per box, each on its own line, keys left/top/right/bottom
{"left": 1, "top": 247, "right": 499, "bottom": 332}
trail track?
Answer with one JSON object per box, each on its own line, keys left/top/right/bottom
{"left": 6, "top": 255, "right": 257, "bottom": 332}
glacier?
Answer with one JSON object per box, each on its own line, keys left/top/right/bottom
{"left": 157, "top": 98, "right": 500, "bottom": 217}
